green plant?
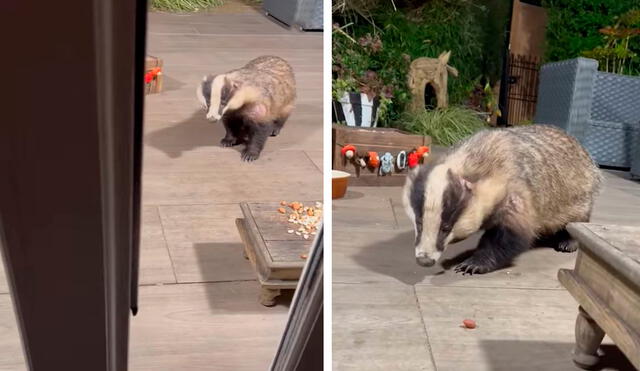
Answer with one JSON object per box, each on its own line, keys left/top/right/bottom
{"left": 332, "top": 78, "right": 358, "bottom": 100}
{"left": 400, "top": 106, "right": 487, "bottom": 146}
{"left": 332, "top": 24, "right": 397, "bottom": 124}
{"left": 581, "top": 9, "right": 640, "bottom": 75}
{"left": 333, "top": 0, "right": 501, "bottom": 125}
{"left": 150, "top": 0, "right": 222, "bottom": 12}
{"left": 516, "top": 119, "right": 533, "bottom": 126}
{"left": 482, "top": 82, "right": 501, "bottom": 119}
{"left": 543, "top": 0, "right": 640, "bottom": 69}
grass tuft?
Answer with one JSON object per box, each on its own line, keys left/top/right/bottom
{"left": 401, "top": 107, "right": 487, "bottom": 147}
{"left": 151, "top": 0, "right": 223, "bottom": 12}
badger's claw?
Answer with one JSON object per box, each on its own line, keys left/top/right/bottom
{"left": 455, "top": 257, "right": 493, "bottom": 275}
{"left": 554, "top": 238, "right": 579, "bottom": 253}
{"left": 241, "top": 149, "right": 260, "bottom": 162}
{"left": 220, "top": 137, "right": 239, "bottom": 147}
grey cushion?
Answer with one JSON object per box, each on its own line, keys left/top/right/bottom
{"left": 535, "top": 57, "right": 640, "bottom": 169}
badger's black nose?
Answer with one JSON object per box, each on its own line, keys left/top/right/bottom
{"left": 416, "top": 256, "right": 435, "bottom": 267}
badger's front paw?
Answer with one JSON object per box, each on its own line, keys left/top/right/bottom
{"left": 455, "top": 256, "right": 495, "bottom": 275}
{"left": 241, "top": 149, "right": 260, "bottom": 162}
{"left": 220, "top": 138, "right": 237, "bottom": 147}
{"left": 554, "top": 238, "right": 579, "bottom": 253}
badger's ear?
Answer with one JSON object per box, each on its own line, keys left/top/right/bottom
{"left": 447, "top": 169, "right": 474, "bottom": 194}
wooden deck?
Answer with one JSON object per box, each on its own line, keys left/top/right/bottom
{"left": 332, "top": 170, "right": 640, "bottom": 371}
{"left": 0, "top": 3, "right": 322, "bottom": 370}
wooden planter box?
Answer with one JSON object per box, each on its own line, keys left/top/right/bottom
{"left": 144, "top": 55, "right": 163, "bottom": 95}
{"left": 332, "top": 124, "right": 431, "bottom": 186}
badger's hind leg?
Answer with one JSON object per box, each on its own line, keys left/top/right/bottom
{"left": 539, "top": 204, "right": 592, "bottom": 253}
{"left": 537, "top": 229, "right": 579, "bottom": 253}
{"left": 456, "top": 197, "right": 534, "bottom": 274}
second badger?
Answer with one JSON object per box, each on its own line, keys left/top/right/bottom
{"left": 402, "top": 125, "right": 602, "bottom": 274}
{"left": 197, "top": 56, "right": 296, "bottom": 161}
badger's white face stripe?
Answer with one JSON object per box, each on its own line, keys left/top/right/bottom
{"left": 206, "top": 75, "right": 225, "bottom": 121}
{"left": 402, "top": 174, "right": 418, "bottom": 240}
{"left": 196, "top": 76, "right": 208, "bottom": 110}
{"left": 415, "top": 165, "right": 448, "bottom": 260}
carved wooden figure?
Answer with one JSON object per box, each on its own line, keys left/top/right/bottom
{"left": 407, "top": 51, "right": 459, "bottom": 111}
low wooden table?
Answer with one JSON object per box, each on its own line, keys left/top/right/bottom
{"left": 558, "top": 223, "right": 640, "bottom": 369}
{"left": 236, "top": 201, "right": 318, "bottom": 306}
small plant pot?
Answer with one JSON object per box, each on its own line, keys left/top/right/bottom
{"left": 333, "top": 92, "right": 380, "bottom": 127}
{"left": 332, "top": 170, "right": 351, "bottom": 199}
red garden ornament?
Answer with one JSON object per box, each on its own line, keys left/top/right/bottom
{"left": 415, "top": 146, "right": 430, "bottom": 158}
{"left": 407, "top": 152, "right": 419, "bottom": 169}
{"left": 341, "top": 144, "right": 357, "bottom": 159}
{"left": 145, "top": 67, "right": 162, "bottom": 84}
{"left": 367, "top": 151, "right": 380, "bottom": 168}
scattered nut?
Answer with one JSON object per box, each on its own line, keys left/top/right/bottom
{"left": 278, "top": 201, "right": 323, "bottom": 240}
{"left": 462, "top": 319, "right": 477, "bottom": 329}
{"left": 300, "top": 254, "right": 308, "bottom": 259}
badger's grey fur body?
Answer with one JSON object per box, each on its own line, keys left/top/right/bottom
{"left": 403, "top": 125, "right": 602, "bottom": 274}
{"left": 197, "top": 56, "right": 296, "bottom": 161}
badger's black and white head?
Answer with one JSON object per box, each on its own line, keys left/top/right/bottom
{"left": 402, "top": 164, "right": 476, "bottom": 267}
{"left": 196, "top": 74, "right": 241, "bottom": 122}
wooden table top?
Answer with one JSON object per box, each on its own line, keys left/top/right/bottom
{"left": 240, "top": 201, "right": 319, "bottom": 265}
{"left": 567, "top": 223, "right": 640, "bottom": 289}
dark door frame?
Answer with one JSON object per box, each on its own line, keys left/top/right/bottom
{"left": 0, "top": 0, "right": 146, "bottom": 369}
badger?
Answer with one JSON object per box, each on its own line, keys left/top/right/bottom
{"left": 402, "top": 125, "right": 602, "bottom": 274}
{"left": 196, "top": 56, "right": 296, "bottom": 161}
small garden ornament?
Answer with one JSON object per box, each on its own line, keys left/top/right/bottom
{"left": 407, "top": 51, "right": 458, "bottom": 111}
{"left": 379, "top": 152, "right": 394, "bottom": 175}
{"left": 415, "top": 146, "right": 430, "bottom": 160}
{"left": 145, "top": 67, "right": 162, "bottom": 84}
{"left": 366, "top": 151, "right": 380, "bottom": 169}
{"left": 341, "top": 144, "right": 367, "bottom": 176}
{"left": 407, "top": 151, "right": 419, "bottom": 169}
{"left": 355, "top": 153, "right": 367, "bottom": 169}
{"left": 396, "top": 151, "right": 407, "bottom": 170}
{"left": 341, "top": 144, "right": 357, "bottom": 159}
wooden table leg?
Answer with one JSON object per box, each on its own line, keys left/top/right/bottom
{"left": 260, "top": 288, "right": 281, "bottom": 307}
{"left": 573, "top": 306, "right": 605, "bottom": 369}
